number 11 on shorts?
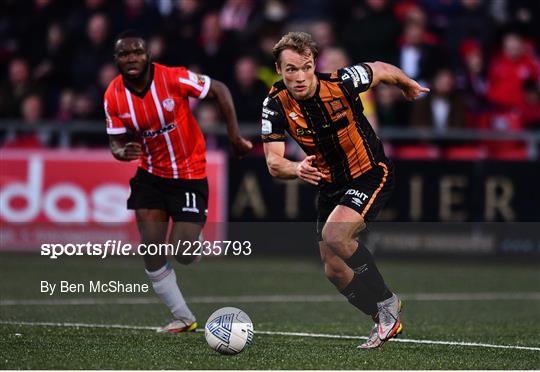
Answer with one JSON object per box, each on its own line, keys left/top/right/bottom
{"left": 182, "top": 192, "right": 199, "bottom": 213}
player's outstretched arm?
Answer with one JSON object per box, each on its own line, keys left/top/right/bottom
{"left": 264, "top": 142, "right": 322, "bottom": 185}
{"left": 108, "top": 134, "right": 142, "bottom": 161}
{"left": 366, "top": 61, "right": 430, "bottom": 101}
{"left": 205, "top": 79, "right": 253, "bottom": 158}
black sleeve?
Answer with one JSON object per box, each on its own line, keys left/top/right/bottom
{"left": 260, "top": 96, "right": 287, "bottom": 142}
{"left": 337, "top": 63, "right": 373, "bottom": 94}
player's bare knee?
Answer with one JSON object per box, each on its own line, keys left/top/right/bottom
{"left": 321, "top": 224, "right": 349, "bottom": 254}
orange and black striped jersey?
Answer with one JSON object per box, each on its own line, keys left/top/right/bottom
{"left": 261, "top": 63, "right": 388, "bottom": 186}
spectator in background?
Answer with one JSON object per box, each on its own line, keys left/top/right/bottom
{"left": 229, "top": 55, "right": 269, "bottom": 123}
{"left": 195, "top": 101, "right": 221, "bottom": 150}
{"left": 162, "top": 0, "right": 205, "bottom": 66}
{"left": 33, "top": 22, "right": 72, "bottom": 87}
{"left": 486, "top": 32, "right": 540, "bottom": 110}
{"left": 310, "top": 19, "right": 335, "bottom": 53}
{"left": 445, "top": 0, "right": 495, "bottom": 69}
{"left": 0, "top": 58, "right": 41, "bottom": 118}
{"left": 456, "top": 39, "right": 489, "bottom": 123}
{"left": 73, "top": 92, "right": 99, "bottom": 120}
{"left": 21, "top": 94, "right": 44, "bottom": 124}
{"left": 506, "top": 1, "right": 540, "bottom": 47}
{"left": 97, "top": 63, "right": 118, "bottom": 95}
{"left": 33, "top": 22, "right": 74, "bottom": 115}
{"left": 398, "top": 7, "right": 440, "bottom": 85}
{"left": 111, "top": 0, "right": 160, "bottom": 37}
{"left": 342, "top": 0, "right": 400, "bottom": 64}
{"left": 375, "top": 84, "right": 411, "bottom": 127}
{"left": 261, "top": 0, "right": 288, "bottom": 23}
{"left": 411, "top": 68, "right": 466, "bottom": 131}
{"left": 56, "top": 89, "right": 75, "bottom": 122}
{"left": 67, "top": 0, "right": 110, "bottom": 40}
{"left": 71, "top": 13, "right": 113, "bottom": 89}
{"left": 70, "top": 90, "right": 106, "bottom": 146}
{"left": 521, "top": 79, "right": 540, "bottom": 129}
{"left": 416, "top": 0, "right": 461, "bottom": 32}
{"left": 2, "top": 94, "right": 48, "bottom": 148}
{"left": 255, "top": 30, "right": 282, "bottom": 88}
{"left": 197, "top": 12, "right": 236, "bottom": 84}
{"left": 219, "top": 0, "right": 257, "bottom": 33}
{"left": 11, "top": 0, "right": 66, "bottom": 64}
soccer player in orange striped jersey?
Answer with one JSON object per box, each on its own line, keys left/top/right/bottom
{"left": 261, "top": 32, "right": 429, "bottom": 348}
{"left": 104, "top": 30, "right": 252, "bottom": 333}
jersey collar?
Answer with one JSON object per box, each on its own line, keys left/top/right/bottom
{"left": 123, "top": 63, "right": 155, "bottom": 98}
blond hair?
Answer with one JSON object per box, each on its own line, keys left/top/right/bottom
{"left": 272, "top": 32, "right": 318, "bottom": 63}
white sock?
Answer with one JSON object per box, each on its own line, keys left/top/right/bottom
{"left": 145, "top": 263, "right": 196, "bottom": 322}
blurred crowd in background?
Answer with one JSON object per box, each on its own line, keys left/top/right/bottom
{"left": 0, "top": 0, "right": 539, "bottom": 159}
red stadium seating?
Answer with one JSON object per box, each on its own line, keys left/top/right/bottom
{"left": 443, "top": 145, "right": 488, "bottom": 160}
{"left": 392, "top": 144, "right": 441, "bottom": 160}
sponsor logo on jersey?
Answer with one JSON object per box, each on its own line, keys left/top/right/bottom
{"left": 261, "top": 119, "right": 272, "bottom": 134}
{"left": 162, "top": 98, "right": 175, "bottom": 112}
{"left": 346, "top": 189, "right": 369, "bottom": 205}
{"left": 296, "top": 127, "right": 314, "bottom": 136}
{"left": 262, "top": 107, "right": 277, "bottom": 119}
{"left": 263, "top": 97, "right": 270, "bottom": 107}
{"left": 141, "top": 123, "right": 176, "bottom": 138}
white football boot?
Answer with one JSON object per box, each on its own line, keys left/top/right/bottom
{"left": 156, "top": 319, "right": 198, "bottom": 333}
{"left": 377, "top": 293, "right": 403, "bottom": 341}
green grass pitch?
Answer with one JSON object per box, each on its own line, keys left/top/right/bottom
{"left": 0, "top": 253, "right": 539, "bottom": 369}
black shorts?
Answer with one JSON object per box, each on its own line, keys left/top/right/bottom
{"left": 127, "top": 168, "right": 208, "bottom": 224}
{"left": 316, "top": 161, "right": 394, "bottom": 239}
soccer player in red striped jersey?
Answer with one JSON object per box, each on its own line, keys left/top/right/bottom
{"left": 104, "top": 30, "right": 252, "bottom": 333}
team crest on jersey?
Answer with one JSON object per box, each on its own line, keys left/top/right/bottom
{"left": 329, "top": 98, "right": 345, "bottom": 114}
{"left": 162, "top": 98, "right": 175, "bottom": 112}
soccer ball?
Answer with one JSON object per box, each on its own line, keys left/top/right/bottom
{"left": 204, "top": 307, "right": 254, "bottom": 355}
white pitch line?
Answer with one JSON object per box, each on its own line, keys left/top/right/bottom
{"left": 0, "top": 320, "right": 157, "bottom": 331}
{"left": 1, "top": 292, "right": 540, "bottom": 306}
{"left": 1, "top": 320, "right": 539, "bottom": 352}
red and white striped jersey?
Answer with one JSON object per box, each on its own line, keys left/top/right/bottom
{"left": 104, "top": 63, "right": 210, "bottom": 179}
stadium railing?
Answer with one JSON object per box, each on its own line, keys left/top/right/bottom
{"left": 0, "top": 120, "right": 539, "bottom": 159}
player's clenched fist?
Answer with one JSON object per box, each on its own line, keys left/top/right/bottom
{"left": 296, "top": 155, "right": 323, "bottom": 185}
{"left": 120, "top": 142, "right": 143, "bottom": 161}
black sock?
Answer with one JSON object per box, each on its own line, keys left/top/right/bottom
{"left": 340, "top": 273, "right": 378, "bottom": 317}
{"left": 344, "top": 243, "right": 392, "bottom": 302}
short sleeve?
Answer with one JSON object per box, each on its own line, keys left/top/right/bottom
{"left": 104, "top": 94, "right": 127, "bottom": 135}
{"left": 261, "top": 96, "right": 287, "bottom": 142}
{"left": 338, "top": 63, "right": 373, "bottom": 94}
{"left": 176, "top": 68, "right": 211, "bottom": 99}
